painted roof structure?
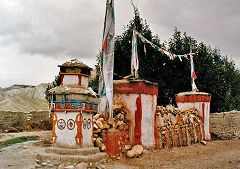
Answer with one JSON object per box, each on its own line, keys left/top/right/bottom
{"left": 58, "top": 59, "right": 92, "bottom": 70}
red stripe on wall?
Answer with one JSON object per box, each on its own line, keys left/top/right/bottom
{"left": 114, "top": 82, "right": 158, "bottom": 95}
{"left": 78, "top": 75, "right": 82, "bottom": 86}
{"left": 176, "top": 95, "right": 211, "bottom": 103}
{"left": 134, "top": 96, "right": 142, "bottom": 145}
{"left": 202, "top": 103, "right": 205, "bottom": 140}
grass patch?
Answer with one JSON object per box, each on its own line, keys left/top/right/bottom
{"left": 0, "top": 136, "right": 39, "bottom": 148}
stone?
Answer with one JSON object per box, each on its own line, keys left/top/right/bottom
{"left": 116, "top": 120, "right": 124, "bottom": 127}
{"left": 48, "top": 164, "right": 54, "bottom": 168}
{"left": 97, "top": 118, "right": 105, "bottom": 122}
{"left": 94, "top": 114, "right": 101, "bottom": 120}
{"left": 95, "top": 138, "right": 103, "bottom": 148}
{"left": 115, "top": 113, "right": 124, "bottom": 121}
{"left": 64, "top": 165, "right": 74, "bottom": 169}
{"left": 75, "top": 163, "right": 88, "bottom": 169}
{"left": 35, "top": 159, "right": 40, "bottom": 164}
{"left": 102, "top": 122, "right": 110, "bottom": 129}
{"left": 113, "top": 104, "right": 122, "bottom": 110}
{"left": 126, "top": 150, "right": 135, "bottom": 158}
{"left": 92, "top": 137, "right": 97, "bottom": 143}
{"left": 35, "top": 164, "right": 42, "bottom": 168}
{"left": 42, "top": 162, "right": 47, "bottom": 166}
{"left": 125, "top": 145, "right": 132, "bottom": 150}
{"left": 58, "top": 163, "right": 65, "bottom": 169}
{"left": 200, "top": 140, "right": 207, "bottom": 146}
{"left": 96, "top": 120, "right": 103, "bottom": 129}
{"left": 132, "top": 145, "right": 143, "bottom": 155}
{"left": 93, "top": 129, "right": 102, "bottom": 134}
{"left": 94, "top": 123, "right": 99, "bottom": 129}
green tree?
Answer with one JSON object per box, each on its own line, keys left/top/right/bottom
{"left": 95, "top": 12, "right": 240, "bottom": 112}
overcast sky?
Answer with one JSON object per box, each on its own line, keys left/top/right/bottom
{"left": 0, "top": 0, "right": 239, "bottom": 87}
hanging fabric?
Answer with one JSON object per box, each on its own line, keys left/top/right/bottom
{"left": 98, "top": 0, "right": 115, "bottom": 119}
{"left": 131, "top": 29, "right": 139, "bottom": 77}
{"left": 190, "top": 54, "right": 198, "bottom": 91}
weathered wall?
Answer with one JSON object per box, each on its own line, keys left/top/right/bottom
{"left": 210, "top": 112, "right": 240, "bottom": 140}
{"left": 0, "top": 111, "right": 51, "bottom": 132}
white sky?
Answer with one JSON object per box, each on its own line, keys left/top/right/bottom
{"left": 0, "top": 0, "right": 240, "bottom": 87}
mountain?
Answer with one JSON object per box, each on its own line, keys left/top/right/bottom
{"left": 0, "top": 84, "right": 49, "bottom": 113}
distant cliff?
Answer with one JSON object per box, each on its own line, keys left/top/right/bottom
{"left": 0, "top": 84, "right": 49, "bottom": 113}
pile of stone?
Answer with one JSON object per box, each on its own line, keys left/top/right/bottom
{"left": 92, "top": 107, "right": 130, "bottom": 152}
{"left": 155, "top": 106, "right": 204, "bottom": 150}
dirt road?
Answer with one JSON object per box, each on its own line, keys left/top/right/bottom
{"left": 0, "top": 131, "right": 239, "bottom": 169}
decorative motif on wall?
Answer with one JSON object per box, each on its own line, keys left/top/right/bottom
{"left": 52, "top": 101, "right": 98, "bottom": 111}
{"left": 67, "top": 119, "right": 75, "bottom": 130}
{"left": 52, "top": 113, "right": 58, "bottom": 143}
{"left": 83, "top": 118, "right": 92, "bottom": 130}
{"left": 87, "top": 118, "right": 91, "bottom": 129}
{"left": 83, "top": 118, "right": 87, "bottom": 129}
{"left": 75, "top": 113, "right": 83, "bottom": 146}
{"left": 57, "top": 119, "right": 66, "bottom": 130}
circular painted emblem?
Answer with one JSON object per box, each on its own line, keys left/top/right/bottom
{"left": 57, "top": 119, "right": 66, "bottom": 130}
{"left": 87, "top": 118, "right": 91, "bottom": 129}
{"left": 67, "top": 119, "right": 75, "bottom": 130}
{"left": 83, "top": 118, "right": 87, "bottom": 129}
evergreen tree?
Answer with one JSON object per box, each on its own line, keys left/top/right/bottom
{"left": 94, "top": 12, "right": 240, "bottom": 112}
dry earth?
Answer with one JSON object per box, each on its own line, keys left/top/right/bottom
{"left": 0, "top": 131, "right": 240, "bottom": 169}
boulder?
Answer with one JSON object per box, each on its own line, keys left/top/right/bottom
{"left": 75, "top": 163, "right": 88, "bottom": 169}
{"left": 132, "top": 145, "right": 143, "bottom": 155}
{"left": 95, "top": 138, "right": 103, "bottom": 148}
{"left": 96, "top": 121, "right": 103, "bottom": 129}
{"left": 94, "top": 114, "right": 101, "bottom": 120}
{"left": 126, "top": 150, "right": 135, "bottom": 158}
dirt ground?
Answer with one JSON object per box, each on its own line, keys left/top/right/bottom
{"left": 0, "top": 131, "right": 240, "bottom": 169}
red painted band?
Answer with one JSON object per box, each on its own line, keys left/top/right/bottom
{"left": 114, "top": 82, "right": 158, "bottom": 95}
{"left": 176, "top": 95, "right": 211, "bottom": 103}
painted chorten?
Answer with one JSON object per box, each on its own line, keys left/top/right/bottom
{"left": 47, "top": 59, "right": 99, "bottom": 148}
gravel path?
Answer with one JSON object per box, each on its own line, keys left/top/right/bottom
{"left": 0, "top": 131, "right": 239, "bottom": 169}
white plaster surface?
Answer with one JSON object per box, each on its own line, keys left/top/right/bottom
{"left": 114, "top": 93, "right": 157, "bottom": 147}
{"left": 141, "top": 94, "right": 156, "bottom": 147}
{"left": 63, "top": 75, "right": 79, "bottom": 85}
{"left": 55, "top": 112, "right": 79, "bottom": 147}
{"left": 82, "top": 112, "right": 93, "bottom": 147}
{"left": 81, "top": 76, "right": 89, "bottom": 88}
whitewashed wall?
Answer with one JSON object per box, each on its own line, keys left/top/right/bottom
{"left": 54, "top": 112, "right": 93, "bottom": 148}
{"left": 55, "top": 112, "right": 79, "bottom": 148}
{"left": 141, "top": 94, "right": 157, "bottom": 147}
{"left": 114, "top": 93, "right": 157, "bottom": 147}
{"left": 63, "top": 75, "right": 79, "bottom": 85}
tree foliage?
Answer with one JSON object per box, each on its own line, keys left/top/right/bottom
{"left": 95, "top": 12, "right": 240, "bottom": 113}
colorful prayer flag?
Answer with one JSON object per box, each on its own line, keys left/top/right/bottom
{"left": 98, "top": 0, "right": 115, "bottom": 118}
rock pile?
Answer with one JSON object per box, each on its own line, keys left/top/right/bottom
{"left": 155, "top": 106, "right": 204, "bottom": 150}
{"left": 92, "top": 107, "right": 130, "bottom": 154}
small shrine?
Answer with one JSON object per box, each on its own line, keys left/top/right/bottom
{"left": 47, "top": 59, "right": 98, "bottom": 148}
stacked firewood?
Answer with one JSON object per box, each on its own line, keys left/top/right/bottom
{"left": 156, "top": 106, "right": 204, "bottom": 150}
{"left": 92, "top": 107, "right": 130, "bottom": 152}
